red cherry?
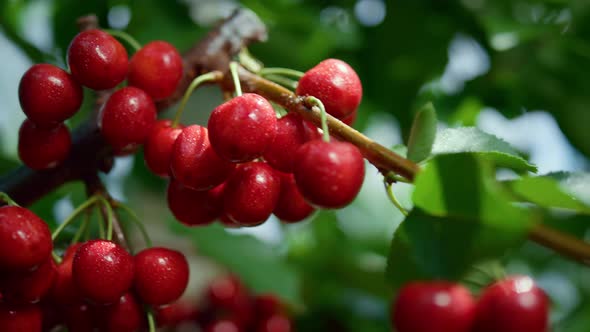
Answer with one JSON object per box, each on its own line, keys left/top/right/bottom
{"left": 293, "top": 140, "right": 364, "bottom": 208}
{"left": 63, "top": 302, "right": 96, "bottom": 332}
{"left": 128, "top": 41, "right": 183, "bottom": 100}
{"left": 99, "top": 86, "right": 157, "bottom": 154}
{"left": 134, "top": 247, "right": 189, "bottom": 305}
{"left": 341, "top": 111, "right": 357, "bottom": 126}
{"left": 167, "top": 180, "right": 224, "bottom": 226}
{"left": 170, "top": 125, "right": 235, "bottom": 190}
{"left": 273, "top": 172, "right": 314, "bottom": 223}
{"left": 18, "top": 64, "right": 83, "bottom": 126}
{"left": 72, "top": 240, "right": 134, "bottom": 304}
{"left": 0, "top": 303, "right": 42, "bottom": 332}
{"left": 50, "top": 244, "right": 82, "bottom": 305}
{"left": 144, "top": 120, "right": 183, "bottom": 177}
{"left": 296, "top": 58, "right": 362, "bottom": 119}
{"left": 223, "top": 162, "right": 280, "bottom": 226}
{"left": 155, "top": 301, "right": 199, "bottom": 327}
{"left": 206, "top": 275, "right": 253, "bottom": 326}
{"left": 97, "top": 293, "right": 144, "bottom": 332}
{"left": 206, "top": 319, "right": 242, "bottom": 332}
{"left": 67, "top": 29, "right": 128, "bottom": 90}
{"left": 208, "top": 93, "right": 277, "bottom": 162}
{"left": 0, "top": 256, "right": 56, "bottom": 304}
{"left": 256, "top": 314, "right": 292, "bottom": 332}
{"left": 472, "top": 276, "right": 549, "bottom": 332}
{"left": 392, "top": 282, "right": 476, "bottom": 332}
{"left": 18, "top": 119, "right": 71, "bottom": 170}
{"left": 263, "top": 113, "right": 321, "bottom": 173}
{"left": 219, "top": 213, "right": 240, "bottom": 228}
{"left": 0, "top": 206, "right": 52, "bottom": 271}
{"left": 253, "top": 294, "right": 283, "bottom": 320}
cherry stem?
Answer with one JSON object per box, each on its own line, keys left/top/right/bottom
{"left": 52, "top": 252, "right": 62, "bottom": 264}
{"left": 103, "top": 29, "right": 142, "bottom": 52}
{"left": 97, "top": 196, "right": 114, "bottom": 241}
{"left": 172, "top": 71, "right": 223, "bottom": 127}
{"left": 385, "top": 172, "right": 412, "bottom": 184}
{"left": 259, "top": 67, "right": 304, "bottom": 78}
{"left": 147, "top": 311, "right": 156, "bottom": 332}
{"left": 115, "top": 203, "right": 153, "bottom": 248}
{"left": 384, "top": 181, "right": 409, "bottom": 217}
{"left": 264, "top": 74, "right": 298, "bottom": 90}
{"left": 230, "top": 61, "right": 243, "bottom": 97}
{"left": 51, "top": 195, "right": 100, "bottom": 242}
{"left": 305, "top": 96, "right": 330, "bottom": 142}
{"left": 71, "top": 211, "right": 90, "bottom": 244}
{"left": 238, "top": 47, "right": 263, "bottom": 73}
{"left": 0, "top": 192, "right": 19, "bottom": 206}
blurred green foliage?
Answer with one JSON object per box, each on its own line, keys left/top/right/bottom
{"left": 2, "top": 0, "right": 590, "bottom": 331}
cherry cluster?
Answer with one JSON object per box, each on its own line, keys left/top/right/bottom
{"left": 155, "top": 274, "right": 292, "bottom": 332}
{"left": 148, "top": 59, "right": 365, "bottom": 227}
{"left": 17, "top": 29, "right": 182, "bottom": 169}
{"left": 391, "top": 275, "right": 549, "bottom": 332}
{"left": 0, "top": 204, "right": 190, "bottom": 331}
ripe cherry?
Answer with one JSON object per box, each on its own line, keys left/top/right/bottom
{"left": 208, "top": 93, "right": 277, "bottom": 162}
{"left": 293, "top": 140, "right": 364, "bottom": 208}
{"left": 223, "top": 162, "right": 280, "bottom": 226}
{"left": 296, "top": 58, "right": 362, "bottom": 119}
{"left": 0, "top": 256, "right": 56, "bottom": 304}
{"left": 472, "top": 275, "right": 548, "bottom": 332}
{"left": 205, "top": 319, "right": 241, "bottom": 332}
{"left": 254, "top": 294, "right": 283, "bottom": 320}
{"left": 341, "top": 111, "right": 357, "bottom": 126}
{"left": 134, "top": 247, "right": 189, "bottom": 305}
{"left": 273, "top": 172, "right": 315, "bottom": 223}
{"left": 97, "top": 293, "right": 144, "bottom": 332}
{"left": 0, "top": 206, "right": 52, "bottom": 271}
{"left": 392, "top": 282, "right": 476, "bottom": 332}
{"left": 256, "top": 314, "right": 292, "bottom": 332}
{"left": 167, "top": 180, "right": 224, "bottom": 226}
{"left": 72, "top": 240, "right": 134, "bottom": 304}
{"left": 18, "top": 119, "right": 71, "bottom": 170}
{"left": 67, "top": 29, "right": 128, "bottom": 90}
{"left": 50, "top": 244, "right": 82, "bottom": 305}
{"left": 144, "top": 120, "right": 183, "bottom": 177}
{"left": 0, "top": 303, "right": 42, "bottom": 332}
{"left": 99, "top": 86, "right": 157, "bottom": 154}
{"left": 18, "top": 64, "right": 83, "bottom": 126}
{"left": 63, "top": 302, "right": 96, "bottom": 332}
{"left": 128, "top": 41, "right": 183, "bottom": 100}
{"left": 170, "top": 125, "right": 235, "bottom": 190}
{"left": 206, "top": 275, "right": 253, "bottom": 326}
{"left": 155, "top": 301, "right": 199, "bottom": 327}
{"left": 263, "top": 113, "right": 320, "bottom": 173}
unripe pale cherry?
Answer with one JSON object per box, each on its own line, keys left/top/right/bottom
{"left": 0, "top": 206, "right": 52, "bottom": 271}
{"left": 392, "top": 282, "right": 476, "bottom": 332}
{"left": 472, "top": 275, "right": 549, "bottom": 332}
{"left": 263, "top": 113, "right": 321, "bottom": 173}
{"left": 134, "top": 247, "right": 190, "bottom": 305}
{"left": 223, "top": 162, "right": 281, "bottom": 226}
{"left": 99, "top": 86, "right": 157, "bottom": 155}
{"left": 18, "top": 64, "right": 83, "bottom": 126}
{"left": 128, "top": 41, "right": 184, "bottom": 100}
{"left": 18, "top": 119, "right": 71, "bottom": 170}
{"left": 296, "top": 58, "right": 362, "bottom": 119}
{"left": 208, "top": 93, "right": 277, "bottom": 162}
{"left": 144, "top": 120, "right": 183, "bottom": 177}
{"left": 170, "top": 125, "right": 235, "bottom": 190}
{"left": 293, "top": 140, "right": 364, "bottom": 208}
{"left": 167, "top": 180, "right": 224, "bottom": 226}
{"left": 72, "top": 240, "right": 134, "bottom": 304}
{"left": 67, "top": 29, "right": 128, "bottom": 90}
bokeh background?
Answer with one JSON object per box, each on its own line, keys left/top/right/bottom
{"left": 1, "top": 0, "right": 590, "bottom": 331}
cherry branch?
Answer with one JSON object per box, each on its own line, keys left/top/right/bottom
{"left": 232, "top": 66, "right": 590, "bottom": 265}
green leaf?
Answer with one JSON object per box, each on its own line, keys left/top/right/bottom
{"left": 506, "top": 175, "right": 590, "bottom": 214}
{"left": 406, "top": 102, "right": 437, "bottom": 163}
{"left": 387, "top": 154, "right": 531, "bottom": 287}
{"left": 390, "top": 144, "right": 407, "bottom": 158}
{"left": 431, "top": 127, "right": 537, "bottom": 173}
{"left": 170, "top": 222, "right": 301, "bottom": 305}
